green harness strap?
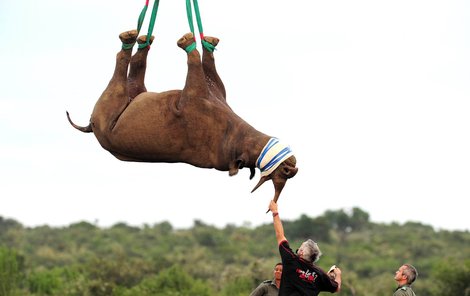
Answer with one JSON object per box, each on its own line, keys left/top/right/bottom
{"left": 137, "top": 0, "right": 149, "bottom": 33}
{"left": 186, "top": 0, "right": 215, "bottom": 52}
{"left": 122, "top": 0, "right": 160, "bottom": 50}
{"left": 138, "top": 0, "right": 160, "bottom": 49}
{"left": 123, "top": 0, "right": 213, "bottom": 53}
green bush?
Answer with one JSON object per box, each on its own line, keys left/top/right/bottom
{"left": 120, "top": 265, "right": 213, "bottom": 296}
{"left": 27, "top": 269, "right": 62, "bottom": 295}
{"left": 0, "top": 247, "right": 21, "bottom": 296}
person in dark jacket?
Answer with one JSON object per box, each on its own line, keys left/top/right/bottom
{"left": 249, "top": 262, "right": 283, "bottom": 296}
{"left": 268, "top": 200, "right": 341, "bottom": 296}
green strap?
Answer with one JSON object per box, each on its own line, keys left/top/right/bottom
{"left": 139, "top": 0, "right": 160, "bottom": 49}
{"left": 185, "top": 42, "right": 197, "bottom": 53}
{"left": 123, "top": 1, "right": 150, "bottom": 50}
{"left": 202, "top": 39, "right": 215, "bottom": 52}
{"left": 186, "top": 0, "right": 195, "bottom": 37}
{"left": 122, "top": 42, "right": 136, "bottom": 50}
{"left": 185, "top": 0, "right": 215, "bottom": 52}
{"left": 137, "top": 3, "right": 149, "bottom": 33}
{"left": 122, "top": 0, "right": 159, "bottom": 50}
{"left": 192, "top": 0, "right": 204, "bottom": 35}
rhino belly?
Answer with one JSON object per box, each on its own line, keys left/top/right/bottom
{"left": 104, "top": 92, "right": 183, "bottom": 161}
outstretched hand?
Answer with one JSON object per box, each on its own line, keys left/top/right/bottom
{"left": 268, "top": 200, "right": 278, "bottom": 213}
{"left": 333, "top": 267, "right": 342, "bottom": 277}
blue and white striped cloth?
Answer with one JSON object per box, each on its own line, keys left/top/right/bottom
{"left": 256, "top": 138, "right": 294, "bottom": 177}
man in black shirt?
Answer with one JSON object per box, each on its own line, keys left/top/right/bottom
{"left": 268, "top": 200, "right": 341, "bottom": 296}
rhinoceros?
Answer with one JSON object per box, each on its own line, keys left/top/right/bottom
{"left": 67, "top": 30, "right": 298, "bottom": 204}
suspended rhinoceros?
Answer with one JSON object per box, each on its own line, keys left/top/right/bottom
{"left": 67, "top": 30, "right": 298, "bottom": 204}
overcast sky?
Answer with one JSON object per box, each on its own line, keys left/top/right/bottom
{"left": 1, "top": 0, "right": 469, "bottom": 231}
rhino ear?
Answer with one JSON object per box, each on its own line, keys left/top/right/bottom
{"left": 229, "top": 158, "right": 246, "bottom": 176}
{"left": 237, "top": 159, "right": 245, "bottom": 169}
{"left": 282, "top": 165, "right": 298, "bottom": 179}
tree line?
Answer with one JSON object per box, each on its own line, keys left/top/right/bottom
{"left": 1, "top": 207, "right": 469, "bottom": 295}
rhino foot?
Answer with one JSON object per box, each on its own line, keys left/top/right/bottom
{"left": 119, "top": 30, "right": 138, "bottom": 45}
{"left": 137, "top": 35, "right": 155, "bottom": 45}
{"left": 203, "top": 36, "right": 219, "bottom": 47}
{"left": 177, "top": 33, "right": 195, "bottom": 50}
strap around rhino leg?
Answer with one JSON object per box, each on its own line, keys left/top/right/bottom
{"left": 184, "top": 35, "right": 216, "bottom": 53}
{"left": 178, "top": 33, "right": 198, "bottom": 54}
{"left": 120, "top": 30, "right": 138, "bottom": 51}
{"left": 137, "top": 34, "right": 155, "bottom": 49}
{"left": 185, "top": 0, "right": 215, "bottom": 53}
{"left": 122, "top": 42, "right": 136, "bottom": 50}
{"left": 202, "top": 38, "right": 215, "bottom": 52}
{"left": 185, "top": 42, "right": 197, "bottom": 53}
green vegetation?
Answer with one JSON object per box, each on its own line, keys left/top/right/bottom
{"left": 0, "top": 209, "right": 469, "bottom": 296}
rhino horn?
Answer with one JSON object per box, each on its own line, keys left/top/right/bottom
{"left": 251, "top": 175, "right": 269, "bottom": 193}
{"left": 250, "top": 155, "right": 298, "bottom": 212}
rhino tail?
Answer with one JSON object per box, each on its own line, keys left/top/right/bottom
{"left": 66, "top": 111, "right": 93, "bottom": 133}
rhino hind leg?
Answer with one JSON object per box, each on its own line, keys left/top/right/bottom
{"left": 108, "top": 30, "right": 138, "bottom": 84}
{"left": 90, "top": 30, "right": 138, "bottom": 134}
{"left": 127, "top": 35, "right": 155, "bottom": 100}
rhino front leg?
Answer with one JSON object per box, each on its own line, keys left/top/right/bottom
{"left": 127, "top": 35, "right": 155, "bottom": 101}
{"left": 202, "top": 36, "right": 226, "bottom": 101}
{"left": 174, "top": 33, "right": 209, "bottom": 111}
{"left": 91, "top": 30, "right": 137, "bottom": 134}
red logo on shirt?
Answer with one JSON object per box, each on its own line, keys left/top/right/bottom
{"left": 296, "top": 268, "right": 317, "bottom": 283}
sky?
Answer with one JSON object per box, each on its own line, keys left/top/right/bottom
{"left": 1, "top": 0, "right": 469, "bottom": 232}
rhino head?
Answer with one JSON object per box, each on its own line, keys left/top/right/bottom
{"left": 250, "top": 138, "right": 298, "bottom": 207}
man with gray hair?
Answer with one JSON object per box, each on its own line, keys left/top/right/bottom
{"left": 268, "top": 200, "right": 341, "bottom": 295}
{"left": 394, "top": 264, "right": 418, "bottom": 296}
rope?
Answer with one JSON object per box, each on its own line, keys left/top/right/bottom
{"left": 186, "top": 0, "right": 215, "bottom": 52}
